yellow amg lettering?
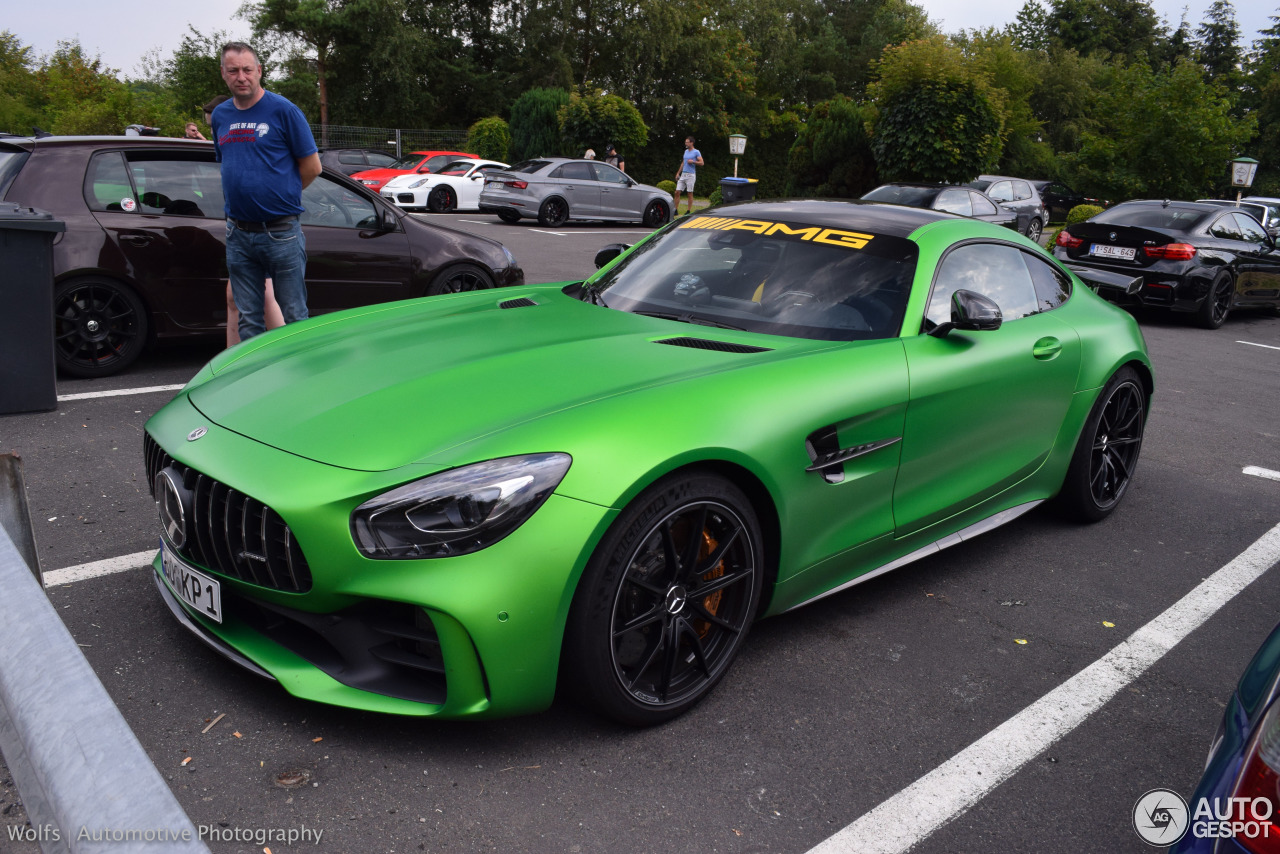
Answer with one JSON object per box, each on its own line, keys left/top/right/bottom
{"left": 723, "top": 220, "right": 773, "bottom": 234}
{"left": 812, "top": 228, "right": 874, "bottom": 249}
{"left": 765, "top": 223, "right": 822, "bottom": 240}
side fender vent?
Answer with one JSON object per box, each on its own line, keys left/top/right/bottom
{"left": 655, "top": 337, "right": 771, "bottom": 354}
{"left": 499, "top": 297, "right": 538, "bottom": 309}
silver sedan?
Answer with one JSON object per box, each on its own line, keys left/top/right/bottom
{"left": 479, "top": 157, "right": 673, "bottom": 227}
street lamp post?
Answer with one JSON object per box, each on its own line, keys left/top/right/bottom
{"left": 1230, "top": 156, "right": 1259, "bottom": 205}
{"left": 729, "top": 134, "right": 746, "bottom": 179}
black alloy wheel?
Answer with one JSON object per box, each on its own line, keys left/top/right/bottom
{"left": 53, "top": 278, "right": 149, "bottom": 377}
{"left": 425, "top": 263, "right": 494, "bottom": 296}
{"left": 565, "top": 473, "right": 763, "bottom": 726}
{"left": 537, "top": 197, "right": 570, "bottom": 228}
{"left": 428, "top": 187, "right": 455, "bottom": 213}
{"left": 1196, "top": 272, "right": 1234, "bottom": 329}
{"left": 642, "top": 200, "right": 670, "bottom": 228}
{"left": 1059, "top": 366, "right": 1146, "bottom": 522}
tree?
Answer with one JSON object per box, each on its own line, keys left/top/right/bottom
{"left": 1008, "top": 0, "right": 1051, "bottom": 50}
{"left": 785, "top": 96, "right": 877, "bottom": 197}
{"left": 0, "top": 31, "right": 40, "bottom": 136}
{"left": 864, "top": 36, "right": 1005, "bottom": 183}
{"left": 1196, "top": 0, "right": 1242, "bottom": 84}
{"left": 466, "top": 116, "right": 511, "bottom": 162}
{"left": 557, "top": 90, "right": 648, "bottom": 163}
{"left": 509, "top": 88, "right": 571, "bottom": 161}
{"left": 1046, "top": 0, "right": 1165, "bottom": 62}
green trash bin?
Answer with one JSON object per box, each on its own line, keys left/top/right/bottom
{"left": 719, "top": 177, "right": 758, "bottom": 203}
{"left": 0, "top": 204, "right": 65, "bottom": 415}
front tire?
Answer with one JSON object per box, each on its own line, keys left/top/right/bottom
{"left": 1195, "top": 271, "right": 1233, "bottom": 329}
{"left": 1058, "top": 367, "right": 1146, "bottom": 522}
{"left": 428, "top": 187, "right": 455, "bottom": 213}
{"left": 54, "top": 277, "right": 149, "bottom": 377}
{"left": 642, "top": 199, "right": 670, "bottom": 228}
{"left": 426, "top": 263, "right": 493, "bottom": 296}
{"left": 564, "top": 472, "right": 764, "bottom": 726}
{"left": 538, "top": 197, "right": 569, "bottom": 228}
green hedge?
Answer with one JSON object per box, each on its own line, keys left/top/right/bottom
{"left": 1048, "top": 204, "right": 1105, "bottom": 248}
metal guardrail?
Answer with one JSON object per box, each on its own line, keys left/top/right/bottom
{"left": 0, "top": 459, "right": 209, "bottom": 853}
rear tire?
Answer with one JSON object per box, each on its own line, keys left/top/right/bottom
{"left": 1195, "top": 272, "right": 1233, "bottom": 329}
{"left": 497, "top": 210, "right": 521, "bottom": 224}
{"left": 538, "top": 197, "right": 569, "bottom": 228}
{"left": 1058, "top": 366, "right": 1146, "bottom": 522}
{"left": 426, "top": 263, "right": 493, "bottom": 296}
{"left": 54, "top": 277, "right": 149, "bottom": 377}
{"left": 1025, "top": 218, "right": 1043, "bottom": 244}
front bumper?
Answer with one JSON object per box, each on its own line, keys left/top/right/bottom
{"left": 145, "top": 395, "right": 615, "bottom": 718}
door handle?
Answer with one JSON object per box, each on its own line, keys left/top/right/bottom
{"left": 1032, "top": 336, "right": 1062, "bottom": 360}
{"left": 120, "top": 234, "right": 153, "bottom": 246}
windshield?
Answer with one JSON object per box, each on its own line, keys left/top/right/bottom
{"left": 862, "top": 185, "right": 938, "bottom": 207}
{"left": 590, "top": 215, "right": 917, "bottom": 341}
{"left": 435, "top": 160, "right": 472, "bottom": 175}
{"left": 390, "top": 154, "right": 425, "bottom": 170}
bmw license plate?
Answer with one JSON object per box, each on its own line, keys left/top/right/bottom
{"left": 160, "top": 541, "right": 222, "bottom": 623}
{"left": 1088, "top": 244, "right": 1136, "bottom": 261}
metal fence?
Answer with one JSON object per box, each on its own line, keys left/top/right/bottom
{"left": 310, "top": 124, "right": 469, "bottom": 157}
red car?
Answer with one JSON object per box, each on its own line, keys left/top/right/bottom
{"left": 350, "top": 150, "right": 476, "bottom": 191}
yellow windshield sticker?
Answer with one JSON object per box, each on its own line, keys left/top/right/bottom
{"left": 680, "top": 216, "right": 873, "bottom": 249}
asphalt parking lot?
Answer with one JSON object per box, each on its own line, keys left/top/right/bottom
{"left": 2, "top": 210, "right": 1279, "bottom": 853}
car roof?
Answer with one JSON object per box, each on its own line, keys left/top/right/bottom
{"left": 1115, "top": 199, "right": 1232, "bottom": 213}
{"left": 705, "top": 199, "right": 953, "bottom": 238}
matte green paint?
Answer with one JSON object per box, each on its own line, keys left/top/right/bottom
{"left": 146, "top": 216, "right": 1152, "bottom": 718}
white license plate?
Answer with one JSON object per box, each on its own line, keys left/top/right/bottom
{"left": 1089, "top": 244, "right": 1136, "bottom": 261}
{"left": 160, "top": 541, "right": 222, "bottom": 623}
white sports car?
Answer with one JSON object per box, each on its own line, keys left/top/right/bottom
{"left": 380, "top": 159, "right": 509, "bottom": 213}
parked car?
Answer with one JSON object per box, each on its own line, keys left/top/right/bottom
{"left": 350, "top": 150, "right": 476, "bottom": 192}
{"left": 860, "top": 183, "right": 1019, "bottom": 230}
{"left": 1031, "top": 179, "right": 1108, "bottom": 222}
{"left": 380, "top": 159, "right": 510, "bottom": 213}
{"left": 967, "top": 175, "right": 1048, "bottom": 242}
{"left": 1169, "top": 620, "right": 1280, "bottom": 853}
{"left": 1195, "top": 199, "right": 1279, "bottom": 239}
{"left": 479, "top": 157, "right": 672, "bottom": 227}
{"left": 1052, "top": 199, "right": 1280, "bottom": 329}
{"left": 0, "top": 135, "right": 523, "bottom": 376}
{"left": 144, "top": 199, "right": 1152, "bottom": 725}
{"left": 1244, "top": 196, "right": 1280, "bottom": 234}
{"left": 318, "top": 148, "right": 398, "bottom": 177}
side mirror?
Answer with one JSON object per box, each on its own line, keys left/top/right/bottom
{"left": 417, "top": 166, "right": 430, "bottom": 173}
{"left": 594, "top": 243, "right": 630, "bottom": 269}
{"left": 929, "top": 289, "right": 1003, "bottom": 337}
{"left": 379, "top": 208, "right": 397, "bottom": 232}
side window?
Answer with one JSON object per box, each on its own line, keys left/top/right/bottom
{"left": 934, "top": 189, "right": 972, "bottom": 216}
{"left": 1022, "top": 253, "right": 1072, "bottom": 312}
{"left": 83, "top": 151, "right": 136, "bottom": 212}
{"left": 300, "top": 175, "right": 379, "bottom": 229}
{"left": 1209, "top": 215, "right": 1243, "bottom": 241}
{"left": 1233, "top": 213, "right": 1269, "bottom": 245}
{"left": 1012, "top": 181, "right": 1032, "bottom": 201}
{"left": 337, "top": 151, "right": 366, "bottom": 165}
{"left": 127, "top": 157, "right": 223, "bottom": 217}
{"left": 366, "top": 152, "right": 397, "bottom": 168}
{"left": 969, "top": 192, "right": 998, "bottom": 216}
{"left": 591, "top": 163, "right": 629, "bottom": 185}
{"left": 926, "top": 243, "right": 1039, "bottom": 326}
{"left": 552, "top": 161, "right": 595, "bottom": 181}
{"left": 987, "top": 181, "right": 1014, "bottom": 202}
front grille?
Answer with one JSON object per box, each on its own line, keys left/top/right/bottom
{"left": 655, "top": 337, "right": 772, "bottom": 354}
{"left": 144, "top": 432, "right": 313, "bottom": 593}
{"left": 397, "top": 193, "right": 415, "bottom": 203}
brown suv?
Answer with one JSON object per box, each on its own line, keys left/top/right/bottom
{"left": 0, "top": 135, "right": 524, "bottom": 376}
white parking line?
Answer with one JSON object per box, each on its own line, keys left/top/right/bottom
{"left": 44, "top": 549, "right": 156, "bottom": 586}
{"left": 528, "top": 229, "right": 650, "bottom": 236}
{"left": 1245, "top": 466, "right": 1280, "bottom": 482}
{"left": 57, "top": 384, "right": 185, "bottom": 402}
{"left": 807, "top": 520, "right": 1280, "bottom": 854}
{"left": 1237, "top": 340, "right": 1280, "bottom": 351}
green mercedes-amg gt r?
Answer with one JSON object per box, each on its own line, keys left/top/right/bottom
{"left": 145, "top": 200, "right": 1153, "bottom": 726}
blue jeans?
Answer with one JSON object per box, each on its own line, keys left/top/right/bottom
{"left": 226, "top": 218, "right": 309, "bottom": 341}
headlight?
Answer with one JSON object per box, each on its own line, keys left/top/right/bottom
{"left": 350, "top": 454, "right": 571, "bottom": 559}
{"left": 408, "top": 178, "right": 431, "bottom": 189}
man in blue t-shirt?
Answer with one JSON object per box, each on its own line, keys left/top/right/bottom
{"left": 673, "top": 136, "right": 704, "bottom": 217}
{"left": 212, "top": 41, "right": 320, "bottom": 341}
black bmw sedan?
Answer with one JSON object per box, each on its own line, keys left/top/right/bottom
{"left": 1052, "top": 199, "right": 1280, "bottom": 329}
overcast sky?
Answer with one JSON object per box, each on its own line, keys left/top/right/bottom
{"left": 6, "top": 0, "right": 1276, "bottom": 81}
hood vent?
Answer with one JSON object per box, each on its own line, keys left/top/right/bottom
{"left": 499, "top": 297, "right": 538, "bottom": 309}
{"left": 656, "top": 337, "right": 771, "bottom": 354}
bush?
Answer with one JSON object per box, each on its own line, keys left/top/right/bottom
{"left": 558, "top": 90, "right": 648, "bottom": 163}
{"left": 508, "top": 88, "right": 570, "bottom": 161}
{"left": 656, "top": 179, "right": 676, "bottom": 196}
{"left": 707, "top": 186, "right": 723, "bottom": 207}
{"left": 1047, "top": 204, "right": 1105, "bottom": 248}
{"left": 785, "top": 96, "right": 877, "bottom": 197}
{"left": 466, "top": 116, "right": 511, "bottom": 163}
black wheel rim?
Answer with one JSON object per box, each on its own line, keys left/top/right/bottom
{"left": 645, "top": 201, "right": 665, "bottom": 226}
{"left": 54, "top": 283, "right": 139, "bottom": 370}
{"left": 1211, "top": 279, "right": 1232, "bottom": 324}
{"left": 546, "top": 199, "right": 567, "bottom": 225}
{"left": 609, "top": 500, "right": 757, "bottom": 707}
{"left": 1088, "top": 381, "right": 1144, "bottom": 509}
{"left": 439, "top": 268, "right": 486, "bottom": 293}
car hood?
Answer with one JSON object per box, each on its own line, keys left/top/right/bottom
{"left": 186, "top": 287, "right": 802, "bottom": 472}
